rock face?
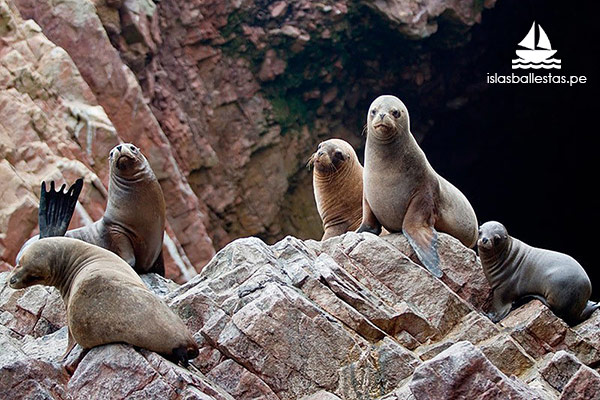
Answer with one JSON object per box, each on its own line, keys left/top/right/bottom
{"left": 2, "top": 231, "right": 599, "bottom": 399}
{"left": 1, "top": 0, "right": 499, "bottom": 282}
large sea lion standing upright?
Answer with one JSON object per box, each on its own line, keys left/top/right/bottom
{"left": 309, "top": 139, "right": 363, "bottom": 240}
{"left": 478, "top": 221, "right": 599, "bottom": 326}
{"left": 9, "top": 237, "right": 199, "bottom": 365}
{"left": 357, "top": 95, "right": 478, "bottom": 277}
{"left": 17, "top": 143, "right": 166, "bottom": 275}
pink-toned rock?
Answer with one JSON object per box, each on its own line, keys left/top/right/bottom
{"left": 540, "top": 351, "right": 583, "bottom": 392}
{"left": 500, "top": 300, "right": 600, "bottom": 366}
{"left": 362, "top": 0, "right": 497, "bottom": 38}
{"left": 479, "top": 334, "right": 536, "bottom": 377}
{"left": 383, "top": 232, "right": 492, "bottom": 310}
{"left": 270, "top": 1, "right": 287, "bottom": 18}
{"left": 409, "top": 341, "right": 543, "bottom": 399}
{"left": 258, "top": 49, "right": 287, "bottom": 82}
{"left": 559, "top": 365, "right": 600, "bottom": 400}
{"left": 0, "top": 358, "right": 69, "bottom": 399}
{"left": 68, "top": 344, "right": 234, "bottom": 399}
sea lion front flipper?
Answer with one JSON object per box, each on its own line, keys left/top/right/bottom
{"left": 580, "top": 300, "right": 600, "bottom": 321}
{"left": 357, "top": 196, "right": 382, "bottom": 235}
{"left": 39, "top": 178, "right": 84, "bottom": 238}
{"left": 112, "top": 234, "right": 136, "bottom": 268}
{"left": 148, "top": 249, "right": 165, "bottom": 276}
{"left": 402, "top": 194, "right": 442, "bottom": 277}
{"left": 486, "top": 291, "right": 512, "bottom": 323}
{"left": 62, "top": 328, "right": 77, "bottom": 361}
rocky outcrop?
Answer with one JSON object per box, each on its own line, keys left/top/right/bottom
{"left": 2, "top": 231, "right": 598, "bottom": 399}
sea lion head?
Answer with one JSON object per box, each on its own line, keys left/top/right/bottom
{"left": 367, "top": 95, "right": 410, "bottom": 142}
{"left": 109, "top": 143, "right": 147, "bottom": 178}
{"left": 9, "top": 239, "right": 57, "bottom": 289}
{"left": 477, "top": 221, "right": 509, "bottom": 252}
{"left": 308, "top": 139, "right": 357, "bottom": 175}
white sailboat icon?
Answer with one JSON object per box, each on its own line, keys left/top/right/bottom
{"left": 512, "top": 21, "right": 561, "bottom": 69}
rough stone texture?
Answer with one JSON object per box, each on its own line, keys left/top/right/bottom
{"left": 410, "top": 341, "right": 542, "bottom": 400}
{"left": 500, "top": 300, "right": 600, "bottom": 366}
{"left": 1, "top": 232, "right": 600, "bottom": 399}
{"left": 559, "top": 366, "right": 600, "bottom": 400}
{"left": 540, "top": 351, "right": 583, "bottom": 393}
{"left": 68, "top": 345, "right": 234, "bottom": 400}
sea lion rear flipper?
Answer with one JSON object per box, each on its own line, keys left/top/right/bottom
{"left": 39, "top": 178, "right": 83, "bottom": 238}
{"left": 357, "top": 196, "right": 382, "bottom": 235}
{"left": 148, "top": 249, "right": 165, "bottom": 277}
{"left": 403, "top": 225, "right": 442, "bottom": 278}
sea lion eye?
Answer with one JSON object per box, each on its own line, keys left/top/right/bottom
{"left": 391, "top": 109, "right": 401, "bottom": 118}
{"left": 317, "top": 143, "right": 322, "bottom": 149}
{"left": 371, "top": 109, "right": 377, "bottom": 116}
{"left": 109, "top": 151, "right": 114, "bottom": 159}
{"left": 129, "top": 145, "right": 137, "bottom": 153}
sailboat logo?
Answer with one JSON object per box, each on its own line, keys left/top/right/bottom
{"left": 512, "top": 22, "right": 561, "bottom": 69}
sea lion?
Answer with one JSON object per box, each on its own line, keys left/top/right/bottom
{"left": 309, "top": 139, "right": 363, "bottom": 240}
{"left": 477, "top": 221, "right": 599, "bottom": 326}
{"left": 9, "top": 237, "right": 199, "bottom": 366}
{"left": 18, "top": 143, "right": 166, "bottom": 276}
{"left": 357, "top": 95, "right": 478, "bottom": 277}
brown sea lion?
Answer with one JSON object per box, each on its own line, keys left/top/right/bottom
{"left": 9, "top": 237, "right": 199, "bottom": 366}
{"left": 477, "top": 221, "right": 599, "bottom": 326}
{"left": 357, "top": 95, "right": 478, "bottom": 277}
{"left": 309, "top": 139, "right": 363, "bottom": 240}
{"left": 18, "top": 143, "right": 166, "bottom": 275}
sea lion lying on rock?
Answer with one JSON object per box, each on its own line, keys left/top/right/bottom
{"left": 9, "top": 237, "right": 199, "bottom": 366}
{"left": 478, "top": 221, "right": 599, "bottom": 326}
{"left": 309, "top": 139, "right": 363, "bottom": 240}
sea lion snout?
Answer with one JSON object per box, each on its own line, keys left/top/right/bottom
{"left": 110, "top": 143, "right": 143, "bottom": 171}
{"left": 311, "top": 140, "right": 351, "bottom": 173}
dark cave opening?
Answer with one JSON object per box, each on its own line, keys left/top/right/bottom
{"left": 420, "top": 0, "right": 600, "bottom": 298}
{"left": 333, "top": 0, "right": 599, "bottom": 298}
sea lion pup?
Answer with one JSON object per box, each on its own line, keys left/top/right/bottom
{"left": 309, "top": 139, "right": 363, "bottom": 240}
{"left": 18, "top": 143, "right": 166, "bottom": 276}
{"left": 9, "top": 237, "right": 199, "bottom": 366}
{"left": 478, "top": 221, "right": 600, "bottom": 326}
{"left": 357, "top": 95, "right": 478, "bottom": 277}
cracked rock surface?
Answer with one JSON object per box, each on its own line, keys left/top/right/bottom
{"left": 2, "top": 232, "right": 598, "bottom": 399}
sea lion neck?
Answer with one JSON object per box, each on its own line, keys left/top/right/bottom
{"left": 366, "top": 125, "right": 422, "bottom": 164}
{"left": 46, "top": 241, "right": 89, "bottom": 300}
{"left": 480, "top": 237, "right": 513, "bottom": 289}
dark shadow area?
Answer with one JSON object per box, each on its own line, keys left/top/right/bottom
{"left": 420, "top": 0, "right": 600, "bottom": 298}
